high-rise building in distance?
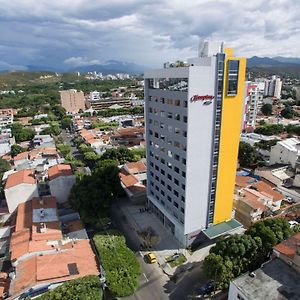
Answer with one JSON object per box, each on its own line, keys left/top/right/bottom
{"left": 59, "top": 89, "right": 86, "bottom": 113}
{"left": 144, "top": 42, "right": 246, "bottom": 246}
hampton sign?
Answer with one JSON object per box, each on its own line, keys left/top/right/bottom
{"left": 190, "top": 95, "right": 214, "bottom": 103}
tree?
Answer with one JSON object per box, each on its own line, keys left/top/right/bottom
{"left": 261, "top": 103, "right": 272, "bottom": 116}
{"left": 69, "top": 159, "right": 123, "bottom": 225}
{"left": 10, "top": 144, "right": 27, "bottom": 157}
{"left": 61, "top": 116, "right": 72, "bottom": 129}
{"left": 56, "top": 143, "right": 71, "bottom": 157}
{"left": 11, "top": 123, "right": 35, "bottom": 143}
{"left": 254, "top": 124, "right": 285, "bottom": 136}
{"left": 52, "top": 105, "right": 66, "bottom": 120}
{"left": 35, "top": 276, "right": 102, "bottom": 300}
{"left": 281, "top": 105, "right": 295, "bottom": 119}
{"left": 238, "top": 142, "right": 257, "bottom": 168}
{"left": 100, "top": 147, "right": 136, "bottom": 164}
{"left": 40, "top": 124, "right": 61, "bottom": 136}
{"left": 254, "top": 139, "right": 278, "bottom": 151}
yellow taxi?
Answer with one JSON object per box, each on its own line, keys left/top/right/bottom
{"left": 145, "top": 252, "right": 157, "bottom": 263}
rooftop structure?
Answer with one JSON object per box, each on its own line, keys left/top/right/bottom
{"left": 9, "top": 196, "right": 99, "bottom": 298}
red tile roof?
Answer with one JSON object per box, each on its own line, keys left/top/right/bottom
{"left": 273, "top": 233, "right": 300, "bottom": 259}
{"left": 119, "top": 171, "right": 138, "bottom": 187}
{"left": 13, "top": 151, "right": 29, "bottom": 161}
{"left": 125, "top": 161, "right": 146, "bottom": 174}
{"left": 5, "top": 170, "right": 36, "bottom": 189}
{"left": 48, "top": 164, "right": 73, "bottom": 180}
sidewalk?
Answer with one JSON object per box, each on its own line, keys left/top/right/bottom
{"left": 118, "top": 201, "right": 214, "bottom": 277}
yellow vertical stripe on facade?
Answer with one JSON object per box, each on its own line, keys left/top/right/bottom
{"left": 213, "top": 49, "right": 246, "bottom": 224}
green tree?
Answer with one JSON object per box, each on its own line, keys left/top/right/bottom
{"left": 281, "top": 105, "right": 295, "bottom": 119}
{"left": 56, "top": 143, "right": 71, "bottom": 157}
{"left": 254, "top": 124, "right": 285, "bottom": 136}
{"left": 238, "top": 142, "right": 257, "bottom": 168}
{"left": 261, "top": 103, "right": 273, "bottom": 116}
{"left": 61, "top": 116, "right": 72, "bottom": 129}
{"left": 10, "top": 144, "right": 27, "bottom": 157}
{"left": 40, "top": 124, "right": 61, "bottom": 136}
{"left": 11, "top": 123, "right": 35, "bottom": 143}
{"left": 35, "top": 276, "right": 103, "bottom": 300}
{"left": 100, "top": 147, "right": 136, "bottom": 164}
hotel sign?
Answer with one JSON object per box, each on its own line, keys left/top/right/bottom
{"left": 190, "top": 95, "right": 214, "bottom": 105}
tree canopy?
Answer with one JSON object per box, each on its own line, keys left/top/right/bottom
{"left": 35, "top": 276, "right": 102, "bottom": 300}
{"left": 204, "top": 218, "right": 294, "bottom": 290}
{"left": 11, "top": 123, "right": 35, "bottom": 143}
{"left": 261, "top": 103, "right": 273, "bottom": 116}
{"left": 69, "top": 159, "right": 124, "bottom": 225}
{"left": 100, "top": 147, "right": 136, "bottom": 165}
{"left": 10, "top": 144, "right": 27, "bottom": 157}
{"left": 238, "top": 142, "right": 258, "bottom": 168}
{"left": 281, "top": 105, "right": 295, "bottom": 119}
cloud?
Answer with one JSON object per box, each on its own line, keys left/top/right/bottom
{"left": 0, "top": 0, "right": 299, "bottom": 68}
{"left": 64, "top": 57, "right": 102, "bottom": 66}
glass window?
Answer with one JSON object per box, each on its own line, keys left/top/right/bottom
{"left": 183, "top": 116, "right": 188, "bottom": 123}
{"left": 174, "top": 100, "right": 180, "bottom": 106}
{"left": 227, "top": 60, "right": 239, "bottom": 96}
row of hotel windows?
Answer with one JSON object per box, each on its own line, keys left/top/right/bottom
{"left": 149, "top": 128, "right": 187, "bottom": 140}
{"left": 149, "top": 165, "right": 186, "bottom": 190}
{"left": 149, "top": 184, "right": 185, "bottom": 224}
{"left": 149, "top": 149, "right": 186, "bottom": 169}
{"left": 149, "top": 120, "right": 187, "bottom": 136}
{"left": 148, "top": 96, "right": 188, "bottom": 108}
{"left": 148, "top": 108, "right": 188, "bottom": 123}
{"left": 150, "top": 139, "right": 187, "bottom": 153}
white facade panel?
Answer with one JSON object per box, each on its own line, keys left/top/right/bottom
{"left": 184, "top": 64, "right": 216, "bottom": 234}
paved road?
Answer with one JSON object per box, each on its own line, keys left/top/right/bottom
{"left": 111, "top": 202, "right": 208, "bottom": 300}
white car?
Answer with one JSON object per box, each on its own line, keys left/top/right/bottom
{"left": 289, "top": 221, "right": 299, "bottom": 228}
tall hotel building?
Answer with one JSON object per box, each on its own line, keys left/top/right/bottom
{"left": 144, "top": 42, "right": 246, "bottom": 246}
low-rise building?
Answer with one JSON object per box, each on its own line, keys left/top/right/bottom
{"left": 48, "top": 164, "right": 76, "bottom": 204}
{"left": 270, "top": 138, "right": 300, "bottom": 168}
{"left": 111, "top": 127, "right": 144, "bottom": 147}
{"left": 4, "top": 170, "right": 39, "bottom": 213}
{"left": 9, "top": 196, "right": 99, "bottom": 298}
{"left": 119, "top": 161, "right": 147, "bottom": 203}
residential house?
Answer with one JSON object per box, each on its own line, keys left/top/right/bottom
{"left": 48, "top": 164, "right": 76, "bottom": 204}
{"left": 8, "top": 196, "right": 99, "bottom": 298}
{"left": 4, "top": 170, "right": 39, "bottom": 213}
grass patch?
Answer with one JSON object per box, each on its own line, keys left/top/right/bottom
{"left": 166, "top": 253, "right": 187, "bottom": 268}
{"left": 93, "top": 231, "right": 141, "bottom": 297}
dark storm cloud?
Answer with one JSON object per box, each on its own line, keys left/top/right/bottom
{"left": 0, "top": 0, "right": 299, "bottom": 70}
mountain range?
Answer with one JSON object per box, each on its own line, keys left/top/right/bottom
{"left": 1, "top": 56, "right": 300, "bottom": 77}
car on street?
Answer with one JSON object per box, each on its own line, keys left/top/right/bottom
{"left": 198, "top": 280, "right": 216, "bottom": 295}
{"left": 145, "top": 252, "right": 157, "bottom": 263}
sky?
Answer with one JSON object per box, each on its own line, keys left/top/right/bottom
{"left": 0, "top": 0, "right": 299, "bottom": 70}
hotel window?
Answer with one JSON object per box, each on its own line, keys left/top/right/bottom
{"left": 160, "top": 97, "right": 165, "bottom": 104}
{"left": 155, "top": 175, "right": 159, "bottom": 181}
{"left": 150, "top": 181, "right": 154, "bottom": 187}
{"left": 154, "top": 132, "right": 159, "bottom": 138}
{"left": 167, "top": 185, "right": 172, "bottom": 191}
{"left": 167, "top": 162, "right": 172, "bottom": 169}
{"left": 149, "top": 119, "right": 153, "bottom": 124}
{"left": 167, "top": 196, "right": 172, "bottom": 202}
{"left": 174, "top": 100, "right": 180, "bottom": 106}
{"left": 167, "top": 112, "right": 173, "bottom": 119}
{"left": 182, "top": 158, "right": 186, "bottom": 165}
{"left": 154, "top": 120, "right": 159, "bottom": 126}
{"left": 174, "top": 190, "right": 179, "bottom": 197}
{"left": 182, "top": 171, "right": 186, "bottom": 178}
{"left": 181, "top": 196, "right": 185, "bottom": 202}
{"left": 227, "top": 60, "right": 239, "bottom": 96}
{"left": 160, "top": 111, "right": 165, "bottom": 117}
{"left": 174, "top": 127, "right": 181, "bottom": 134}
{"left": 183, "top": 131, "right": 187, "bottom": 137}
{"left": 183, "top": 116, "right": 188, "bottom": 123}
{"left": 161, "top": 158, "right": 165, "bottom": 164}
{"left": 155, "top": 97, "right": 158, "bottom": 102}
{"left": 160, "top": 200, "right": 165, "bottom": 206}
{"left": 161, "top": 169, "right": 165, "bottom": 175}
{"left": 175, "top": 113, "right": 180, "bottom": 121}
{"left": 174, "top": 166, "right": 179, "bottom": 174}
{"left": 168, "top": 125, "right": 173, "bottom": 133}
{"left": 150, "top": 171, "right": 154, "bottom": 177}
{"left": 160, "top": 134, "right": 165, "bottom": 141}
{"left": 174, "top": 141, "right": 180, "bottom": 148}
{"left": 155, "top": 185, "right": 159, "bottom": 191}
{"left": 149, "top": 107, "right": 153, "bottom": 113}
{"left": 174, "top": 201, "right": 179, "bottom": 208}
{"left": 154, "top": 155, "right": 159, "bottom": 161}
{"left": 184, "top": 101, "right": 187, "bottom": 108}
{"left": 150, "top": 162, "right": 154, "bottom": 167}
{"left": 167, "top": 99, "right": 173, "bottom": 105}
{"left": 174, "top": 178, "right": 179, "bottom": 186}
{"left": 161, "top": 179, "right": 165, "bottom": 186}
{"left": 160, "top": 122, "right": 165, "bottom": 129}
{"left": 167, "top": 174, "right": 172, "bottom": 180}
{"left": 155, "top": 165, "right": 159, "bottom": 171}
{"left": 168, "top": 150, "right": 172, "bottom": 158}
{"left": 149, "top": 96, "right": 152, "bottom": 101}
{"left": 181, "top": 207, "right": 185, "bottom": 213}
{"left": 149, "top": 130, "right": 153, "bottom": 136}
{"left": 161, "top": 190, "right": 165, "bottom": 196}
{"left": 174, "top": 154, "right": 180, "bottom": 161}
{"left": 181, "top": 184, "right": 185, "bottom": 190}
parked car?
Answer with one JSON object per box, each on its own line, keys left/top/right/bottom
{"left": 145, "top": 252, "right": 157, "bottom": 263}
{"left": 285, "top": 196, "right": 296, "bottom": 204}
{"left": 289, "top": 220, "right": 299, "bottom": 228}
{"left": 198, "top": 280, "right": 216, "bottom": 295}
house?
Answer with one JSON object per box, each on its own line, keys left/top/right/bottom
{"left": 4, "top": 170, "right": 39, "bottom": 213}
{"left": 234, "top": 175, "right": 284, "bottom": 227}
{"left": 48, "top": 164, "right": 76, "bottom": 204}
{"left": 119, "top": 161, "right": 147, "bottom": 203}
{"left": 8, "top": 196, "right": 99, "bottom": 298}
{"left": 111, "top": 127, "right": 144, "bottom": 147}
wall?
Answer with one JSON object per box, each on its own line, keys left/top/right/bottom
{"left": 269, "top": 143, "right": 298, "bottom": 168}
{"left": 49, "top": 175, "right": 76, "bottom": 204}
{"left": 228, "top": 282, "right": 249, "bottom": 300}
{"left": 214, "top": 51, "right": 246, "bottom": 224}
{"left": 5, "top": 184, "right": 39, "bottom": 213}
{"left": 185, "top": 63, "right": 216, "bottom": 234}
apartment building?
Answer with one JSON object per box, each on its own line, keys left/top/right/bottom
{"left": 242, "top": 82, "right": 262, "bottom": 131}
{"left": 144, "top": 42, "right": 246, "bottom": 246}
{"left": 60, "top": 89, "right": 86, "bottom": 113}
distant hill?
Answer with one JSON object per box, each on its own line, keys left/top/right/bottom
{"left": 71, "top": 60, "right": 147, "bottom": 75}
{"left": 247, "top": 56, "right": 300, "bottom": 78}
{"left": 272, "top": 56, "right": 300, "bottom": 65}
